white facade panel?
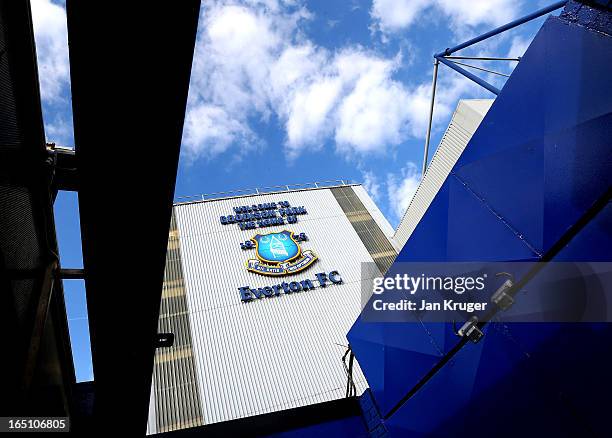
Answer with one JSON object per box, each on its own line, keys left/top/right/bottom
{"left": 147, "top": 389, "right": 157, "bottom": 434}
{"left": 393, "top": 99, "right": 494, "bottom": 249}
{"left": 150, "top": 185, "right": 390, "bottom": 428}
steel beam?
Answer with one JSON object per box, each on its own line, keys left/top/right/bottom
{"left": 422, "top": 59, "right": 439, "bottom": 176}
{"left": 435, "top": 1, "right": 568, "bottom": 57}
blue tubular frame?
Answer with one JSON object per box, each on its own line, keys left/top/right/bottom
{"left": 434, "top": 0, "right": 568, "bottom": 94}
{"left": 436, "top": 56, "right": 501, "bottom": 94}
{"left": 421, "top": 0, "right": 569, "bottom": 181}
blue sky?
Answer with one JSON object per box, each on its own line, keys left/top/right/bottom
{"left": 31, "top": 0, "right": 553, "bottom": 382}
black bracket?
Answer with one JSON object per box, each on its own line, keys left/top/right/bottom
{"left": 491, "top": 272, "right": 515, "bottom": 311}
{"left": 155, "top": 333, "right": 175, "bottom": 348}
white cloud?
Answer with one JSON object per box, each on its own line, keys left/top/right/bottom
{"left": 184, "top": 1, "right": 305, "bottom": 159}
{"left": 183, "top": 0, "right": 495, "bottom": 165}
{"left": 182, "top": 104, "right": 260, "bottom": 160}
{"left": 44, "top": 115, "right": 71, "bottom": 145}
{"left": 387, "top": 162, "right": 421, "bottom": 220}
{"left": 285, "top": 76, "right": 341, "bottom": 155}
{"left": 371, "top": 0, "right": 522, "bottom": 36}
{"left": 30, "top": 0, "right": 74, "bottom": 146}
{"left": 334, "top": 51, "right": 411, "bottom": 154}
{"left": 371, "top": 0, "right": 430, "bottom": 33}
{"left": 278, "top": 48, "right": 419, "bottom": 158}
{"left": 31, "top": 0, "right": 70, "bottom": 103}
{"left": 435, "top": 0, "right": 520, "bottom": 29}
{"left": 362, "top": 170, "right": 382, "bottom": 202}
{"left": 184, "top": 1, "right": 450, "bottom": 162}
{"left": 507, "top": 35, "right": 531, "bottom": 59}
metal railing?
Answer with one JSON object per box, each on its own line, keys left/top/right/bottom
{"left": 174, "top": 179, "right": 358, "bottom": 204}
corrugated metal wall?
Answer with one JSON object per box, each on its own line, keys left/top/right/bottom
{"left": 393, "top": 99, "right": 493, "bottom": 249}
{"left": 352, "top": 185, "right": 396, "bottom": 243}
{"left": 330, "top": 186, "right": 397, "bottom": 274}
{"left": 147, "top": 185, "right": 394, "bottom": 431}
{"left": 147, "top": 212, "right": 204, "bottom": 434}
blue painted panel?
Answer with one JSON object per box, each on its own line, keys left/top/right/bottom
{"left": 348, "top": 316, "right": 444, "bottom": 417}
{"left": 348, "top": 5, "right": 612, "bottom": 436}
{"left": 446, "top": 174, "right": 540, "bottom": 261}
{"left": 389, "top": 204, "right": 612, "bottom": 436}
{"left": 268, "top": 415, "right": 368, "bottom": 438}
{"left": 384, "top": 322, "right": 589, "bottom": 438}
{"left": 395, "top": 182, "right": 451, "bottom": 262}
{"left": 348, "top": 182, "right": 453, "bottom": 416}
{"left": 452, "top": 16, "right": 612, "bottom": 257}
{"left": 452, "top": 140, "right": 545, "bottom": 255}
{"left": 553, "top": 203, "right": 612, "bottom": 262}
{"left": 541, "top": 113, "right": 612, "bottom": 249}
{"left": 386, "top": 320, "right": 612, "bottom": 437}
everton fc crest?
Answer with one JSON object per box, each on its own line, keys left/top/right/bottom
{"left": 244, "top": 230, "right": 317, "bottom": 276}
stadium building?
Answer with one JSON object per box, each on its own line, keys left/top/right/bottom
{"left": 146, "top": 182, "right": 397, "bottom": 434}
{"left": 3, "top": 1, "right": 611, "bottom": 436}
{"left": 144, "top": 98, "right": 496, "bottom": 435}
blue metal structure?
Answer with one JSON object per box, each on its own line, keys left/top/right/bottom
{"left": 348, "top": 1, "right": 612, "bottom": 436}
{"left": 422, "top": 1, "right": 568, "bottom": 178}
